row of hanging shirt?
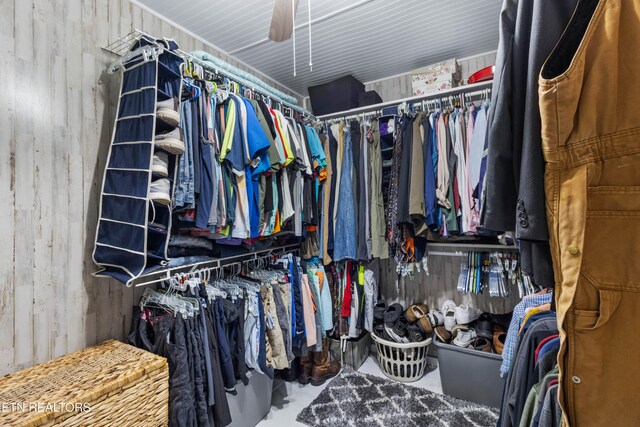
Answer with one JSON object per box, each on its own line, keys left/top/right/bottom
{"left": 129, "top": 252, "right": 339, "bottom": 427}
{"left": 316, "top": 93, "right": 493, "bottom": 268}
{"left": 171, "top": 63, "right": 326, "bottom": 254}
{"left": 385, "top": 98, "right": 493, "bottom": 264}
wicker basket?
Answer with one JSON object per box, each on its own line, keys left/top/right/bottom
{"left": 0, "top": 340, "right": 168, "bottom": 427}
{"left": 371, "top": 333, "right": 432, "bottom": 383}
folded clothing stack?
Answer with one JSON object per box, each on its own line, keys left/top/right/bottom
{"left": 432, "top": 300, "right": 511, "bottom": 354}
{"left": 372, "top": 301, "right": 434, "bottom": 344}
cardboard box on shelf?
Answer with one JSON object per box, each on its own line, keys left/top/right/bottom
{"left": 412, "top": 59, "right": 461, "bottom": 96}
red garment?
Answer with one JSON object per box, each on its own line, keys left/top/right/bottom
{"left": 534, "top": 334, "right": 559, "bottom": 364}
{"left": 341, "top": 262, "right": 352, "bottom": 318}
{"left": 547, "top": 379, "right": 559, "bottom": 389}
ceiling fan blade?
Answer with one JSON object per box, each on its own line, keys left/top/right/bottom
{"left": 268, "top": 0, "right": 299, "bottom": 42}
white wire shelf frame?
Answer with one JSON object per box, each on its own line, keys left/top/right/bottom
{"left": 102, "top": 29, "right": 314, "bottom": 118}
{"left": 131, "top": 243, "right": 302, "bottom": 288}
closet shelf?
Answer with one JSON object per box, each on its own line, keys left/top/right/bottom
{"left": 130, "top": 243, "right": 301, "bottom": 288}
{"left": 158, "top": 61, "right": 182, "bottom": 79}
{"left": 104, "top": 29, "right": 313, "bottom": 119}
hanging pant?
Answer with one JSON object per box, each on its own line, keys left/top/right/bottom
{"left": 539, "top": 1, "right": 640, "bottom": 425}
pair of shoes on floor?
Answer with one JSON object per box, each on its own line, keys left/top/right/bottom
{"left": 378, "top": 303, "right": 410, "bottom": 343}
{"left": 452, "top": 326, "right": 477, "bottom": 348}
{"left": 405, "top": 304, "right": 432, "bottom": 336}
{"left": 441, "top": 300, "right": 482, "bottom": 332}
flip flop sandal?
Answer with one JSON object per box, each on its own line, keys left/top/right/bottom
{"left": 405, "top": 304, "right": 428, "bottom": 323}
{"left": 417, "top": 315, "right": 433, "bottom": 334}
{"left": 434, "top": 326, "right": 452, "bottom": 343}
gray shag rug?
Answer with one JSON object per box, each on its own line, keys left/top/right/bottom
{"left": 296, "top": 369, "right": 499, "bottom": 427}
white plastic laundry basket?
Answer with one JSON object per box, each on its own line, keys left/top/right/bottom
{"left": 371, "top": 333, "right": 432, "bottom": 382}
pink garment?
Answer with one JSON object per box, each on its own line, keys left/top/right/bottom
{"left": 300, "top": 274, "right": 317, "bottom": 347}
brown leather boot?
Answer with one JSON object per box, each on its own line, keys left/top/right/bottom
{"left": 298, "top": 353, "right": 314, "bottom": 385}
{"left": 311, "top": 339, "right": 341, "bottom": 386}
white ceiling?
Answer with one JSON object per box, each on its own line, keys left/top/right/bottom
{"left": 133, "top": 0, "right": 502, "bottom": 96}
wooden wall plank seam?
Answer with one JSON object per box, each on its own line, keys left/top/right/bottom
{"left": 32, "top": 0, "right": 56, "bottom": 366}
{"left": 66, "top": 0, "right": 87, "bottom": 355}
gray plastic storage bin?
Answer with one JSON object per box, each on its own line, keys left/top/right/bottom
{"left": 228, "top": 370, "right": 273, "bottom": 427}
{"left": 434, "top": 338, "right": 505, "bottom": 408}
{"left": 330, "top": 333, "right": 371, "bottom": 370}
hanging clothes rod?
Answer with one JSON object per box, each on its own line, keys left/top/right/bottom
{"left": 427, "top": 251, "right": 467, "bottom": 257}
{"left": 104, "top": 29, "right": 314, "bottom": 119}
{"left": 315, "top": 80, "right": 493, "bottom": 121}
{"left": 427, "top": 242, "right": 518, "bottom": 251}
{"left": 131, "top": 244, "right": 301, "bottom": 288}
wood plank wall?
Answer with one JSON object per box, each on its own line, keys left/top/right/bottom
{"left": 365, "top": 51, "right": 497, "bottom": 101}
{"left": 0, "top": 0, "right": 300, "bottom": 376}
{"left": 377, "top": 258, "right": 522, "bottom": 316}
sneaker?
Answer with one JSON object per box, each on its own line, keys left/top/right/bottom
{"left": 454, "top": 305, "right": 482, "bottom": 325}
{"left": 440, "top": 299, "right": 456, "bottom": 314}
{"left": 156, "top": 97, "right": 180, "bottom": 128}
{"left": 427, "top": 309, "right": 444, "bottom": 327}
{"left": 444, "top": 307, "right": 457, "bottom": 332}
{"left": 451, "top": 324, "right": 467, "bottom": 339}
{"left": 149, "top": 178, "right": 171, "bottom": 205}
{"left": 393, "top": 314, "right": 410, "bottom": 338}
{"left": 470, "top": 337, "right": 492, "bottom": 353}
{"left": 155, "top": 127, "right": 185, "bottom": 155}
{"left": 452, "top": 327, "right": 477, "bottom": 347}
{"left": 152, "top": 151, "right": 169, "bottom": 177}
{"left": 384, "top": 323, "right": 409, "bottom": 344}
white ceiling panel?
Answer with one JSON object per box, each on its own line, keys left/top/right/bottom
{"left": 132, "top": 0, "right": 502, "bottom": 95}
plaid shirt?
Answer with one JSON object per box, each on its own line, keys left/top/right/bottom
{"left": 500, "top": 292, "right": 553, "bottom": 376}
